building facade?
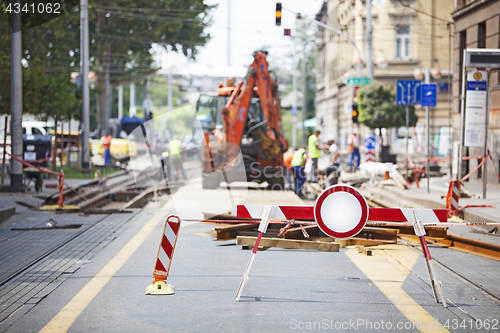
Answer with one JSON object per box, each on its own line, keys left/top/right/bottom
{"left": 452, "top": 0, "right": 500, "bottom": 183}
{"left": 316, "top": 0, "right": 455, "bottom": 161}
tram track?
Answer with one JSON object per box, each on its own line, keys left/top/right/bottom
{"left": 366, "top": 193, "right": 500, "bottom": 304}
{"left": 0, "top": 162, "right": 195, "bottom": 292}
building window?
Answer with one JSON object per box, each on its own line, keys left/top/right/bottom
{"left": 395, "top": 25, "right": 410, "bottom": 59}
{"left": 478, "top": 21, "right": 486, "bottom": 48}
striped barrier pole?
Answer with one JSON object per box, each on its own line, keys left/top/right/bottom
{"left": 236, "top": 206, "right": 275, "bottom": 302}
{"left": 412, "top": 210, "right": 447, "bottom": 307}
{"left": 146, "top": 215, "right": 181, "bottom": 295}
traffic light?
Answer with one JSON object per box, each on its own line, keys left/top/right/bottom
{"left": 352, "top": 103, "right": 358, "bottom": 123}
{"left": 276, "top": 3, "right": 282, "bottom": 26}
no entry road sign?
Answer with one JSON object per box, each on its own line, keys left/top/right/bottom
{"left": 314, "top": 185, "right": 368, "bottom": 239}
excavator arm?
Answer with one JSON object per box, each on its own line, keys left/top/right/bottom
{"left": 222, "top": 51, "right": 288, "bottom": 160}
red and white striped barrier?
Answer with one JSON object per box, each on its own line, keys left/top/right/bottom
{"left": 445, "top": 180, "right": 493, "bottom": 217}
{"left": 235, "top": 185, "right": 449, "bottom": 306}
{"left": 237, "top": 206, "right": 447, "bottom": 223}
{"left": 446, "top": 180, "right": 460, "bottom": 217}
{"left": 146, "top": 215, "right": 181, "bottom": 295}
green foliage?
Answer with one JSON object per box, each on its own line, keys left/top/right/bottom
{"left": 358, "top": 83, "right": 418, "bottom": 129}
{"left": 37, "top": 72, "right": 78, "bottom": 122}
{"left": 0, "top": 52, "right": 77, "bottom": 119}
{"left": 0, "top": 0, "right": 214, "bottom": 126}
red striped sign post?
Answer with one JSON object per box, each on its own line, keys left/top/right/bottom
{"left": 146, "top": 215, "right": 181, "bottom": 295}
{"left": 365, "top": 149, "right": 375, "bottom": 162}
{"left": 236, "top": 206, "right": 275, "bottom": 302}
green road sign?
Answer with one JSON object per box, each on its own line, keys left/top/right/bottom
{"left": 345, "top": 77, "right": 372, "bottom": 86}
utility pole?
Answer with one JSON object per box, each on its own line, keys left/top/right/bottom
{"left": 301, "top": 44, "right": 307, "bottom": 147}
{"left": 118, "top": 85, "right": 123, "bottom": 119}
{"left": 293, "top": 68, "right": 298, "bottom": 148}
{"left": 365, "top": 0, "right": 373, "bottom": 81}
{"left": 130, "top": 83, "right": 136, "bottom": 117}
{"left": 104, "top": 48, "right": 111, "bottom": 133}
{"left": 227, "top": 0, "right": 231, "bottom": 67}
{"left": 11, "top": 0, "right": 23, "bottom": 191}
{"left": 81, "top": 0, "right": 90, "bottom": 169}
{"left": 168, "top": 66, "right": 173, "bottom": 135}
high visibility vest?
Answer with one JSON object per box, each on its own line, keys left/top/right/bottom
{"left": 308, "top": 134, "right": 321, "bottom": 158}
{"left": 283, "top": 151, "right": 294, "bottom": 168}
{"left": 291, "top": 149, "right": 306, "bottom": 167}
{"left": 169, "top": 139, "right": 182, "bottom": 158}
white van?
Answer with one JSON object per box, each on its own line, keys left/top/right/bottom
{"left": 21, "top": 121, "right": 49, "bottom": 136}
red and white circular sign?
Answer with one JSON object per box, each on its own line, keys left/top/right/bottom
{"left": 314, "top": 185, "right": 368, "bottom": 239}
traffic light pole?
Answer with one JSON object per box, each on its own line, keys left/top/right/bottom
{"left": 313, "top": 20, "right": 361, "bottom": 78}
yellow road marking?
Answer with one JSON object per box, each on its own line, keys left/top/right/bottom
{"left": 39, "top": 211, "right": 167, "bottom": 333}
{"left": 346, "top": 245, "right": 449, "bottom": 333}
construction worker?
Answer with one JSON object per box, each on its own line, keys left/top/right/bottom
{"left": 101, "top": 132, "right": 112, "bottom": 166}
{"left": 291, "top": 147, "right": 307, "bottom": 197}
{"left": 307, "top": 129, "right": 327, "bottom": 182}
{"left": 348, "top": 129, "right": 361, "bottom": 169}
{"left": 169, "top": 136, "right": 187, "bottom": 180}
{"left": 328, "top": 139, "right": 339, "bottom": 166}
{"left": 282, "top": 149, "right": 294, "bottom": 190}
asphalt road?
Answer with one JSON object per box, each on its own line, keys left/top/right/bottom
{"left": 2, "top": 181, "right": 500, "bottom": 333}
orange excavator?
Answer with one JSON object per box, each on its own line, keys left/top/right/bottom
{"left": 197, "top": 51, "right": 289, "bottom": 189}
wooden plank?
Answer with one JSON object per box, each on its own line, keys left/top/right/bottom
{"left": 356, "top": 227, "right": 398, "bottom": 242}
{"left": 381, "top": 225, "right": 447, "bottom": 238}
{"left": 335, "top": 238, "right": 396, "bottom": 248}
{"left": 236, "top": 236, "right": 339, "bottom": 252}
{"left": 210, "top": 224, "right": 258, "bottom": 240}
{"left": 357, "top": 245, "right": 372, "bottom": 256}
{"left": 392, "top": 170, "right": 408, "bottom": 190}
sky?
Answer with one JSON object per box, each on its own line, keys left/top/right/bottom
{"left": 156, "top": 0, "right": 324, "bottom": 71}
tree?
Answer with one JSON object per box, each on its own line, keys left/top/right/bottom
{"left": 358, "top": 83, "right": 418, "bottom": 129}
{"left": 0, "top": 0, "right": 214, "bottom": 130}
{"left": 0, "top": 52, "right": 45, "bottom": 115}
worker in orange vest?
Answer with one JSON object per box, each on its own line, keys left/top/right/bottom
{"left": 283, "top": 149, "right": 294, "bottom": 190}
{"left": 348, "top": 129, "right": 360, "bottom": 169}
{"left": 101, "top": 132, "right": 112, "bottom": 166}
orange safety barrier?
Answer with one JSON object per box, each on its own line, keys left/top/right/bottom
{"left": 444, "top": 151, "right": 497, "bottom": 217}
{"left": 58, "top": 170, "right": 65, "bottom": 207}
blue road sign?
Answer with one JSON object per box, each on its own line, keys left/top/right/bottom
{"left": 363, "top": 136, "right": 376, "bottom": 150}
{"left": 396, "top": 80, "right": 421, "bottom": 105}
{"left": 421, "top": 83, "right": 437, "bottom": 107}
{"left": 291, "top": 107, "right": 299, "bottom": 116}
